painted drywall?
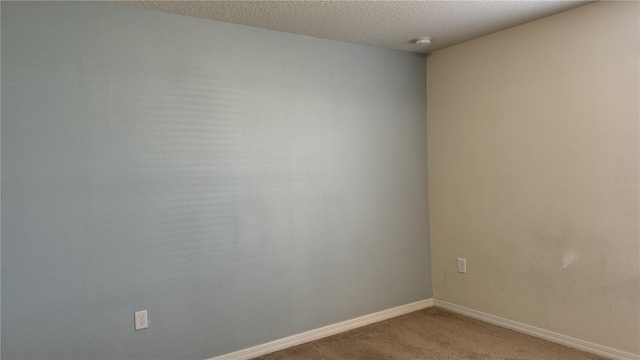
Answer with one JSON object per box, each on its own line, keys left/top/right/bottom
{"left": 427, "top": 1, "right": 639, "bottom": 354}
{"left": 1, "top": 2, "right": 431, "bottom": 359}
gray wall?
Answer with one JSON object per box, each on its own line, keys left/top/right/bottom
{"left": 1, "top": 2, "right": 431, "bottom": 359}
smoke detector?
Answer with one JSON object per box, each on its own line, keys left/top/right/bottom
{"left": 414, "top": 37, "right": 432, "bottom": 47}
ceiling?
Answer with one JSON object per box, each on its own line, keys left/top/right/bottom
{"left": 113, "top": 1, "right": 590, "bottom": 53}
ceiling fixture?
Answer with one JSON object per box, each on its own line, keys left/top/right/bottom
{"left": 414, "top": 37, "right": 432, "bottom": 47}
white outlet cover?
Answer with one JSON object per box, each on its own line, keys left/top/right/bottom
{"left": 457, "top": 258, "right": 467, "bottom": 274}
{"left": 134, "top": 310, "right": 148, "bottom": 331}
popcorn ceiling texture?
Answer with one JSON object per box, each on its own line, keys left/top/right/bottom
{"left": 113, "top": 1, "right": 588, "bottom": 53}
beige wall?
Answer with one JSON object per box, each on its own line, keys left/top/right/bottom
{"left": 427, "top": 1, "right": 639, "bottom": 354}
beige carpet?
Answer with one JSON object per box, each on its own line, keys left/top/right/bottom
{"left": 251, "top": 307, "right": 605, "bottom": 360}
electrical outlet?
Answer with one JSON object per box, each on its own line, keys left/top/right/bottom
{"left": 134, "top": 310, "right": 148, "bottom": 331}
{"left": 457, "top": 258, "right": 467, "bottom": 274}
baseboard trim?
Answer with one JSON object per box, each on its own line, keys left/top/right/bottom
{"left": 433, "top": 299, "right": 639, "bottom": 360}
{"left": 208, "top": 298, "right": 434, "bottom": 360}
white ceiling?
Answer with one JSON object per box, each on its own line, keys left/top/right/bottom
{"left": 114, "top": 1, "right": 591, "bottom": 53}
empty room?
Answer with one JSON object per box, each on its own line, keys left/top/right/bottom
{"left": 1, "top": 1, "right": 638, "bottom": 359}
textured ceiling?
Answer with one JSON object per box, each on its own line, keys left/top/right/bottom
{"left": 113, "top": 1, "right": 590, "bottom": 53}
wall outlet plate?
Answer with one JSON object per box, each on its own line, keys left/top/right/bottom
{"left": 457, "top": 258, "right": 467, "bottom": 274}
{"left": 134, "top": 310, "right": 148, "bottom": 331}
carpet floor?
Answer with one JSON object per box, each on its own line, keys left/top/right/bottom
{"left": 251, "top": 307, "right": 605, "bottom": 360}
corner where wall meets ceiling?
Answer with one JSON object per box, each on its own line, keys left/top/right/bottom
{"left": 111, "top": 1, "right": 592, "bottom": 53}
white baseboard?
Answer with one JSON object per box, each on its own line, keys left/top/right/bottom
{"left": 434, "top": 299, "right": 639, "bottom": 360}
{"left": 208, "top": 298, "right": 434, "bottom": 360}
